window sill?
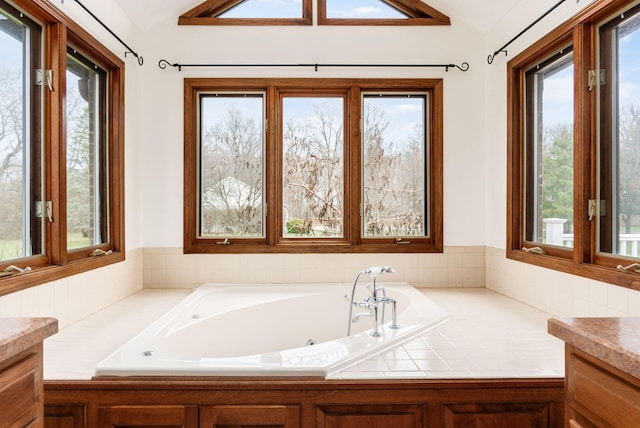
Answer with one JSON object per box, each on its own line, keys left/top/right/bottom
{"left": 185, "top": 242, "right": 443, "bottom": 254}
{"left": 0, "top": 252, "right": 125, "bottom": 297}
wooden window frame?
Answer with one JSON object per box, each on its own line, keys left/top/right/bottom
{"left": 0, "top": 0, "right": 125, "bottom": 296}
{"left": 507, "top": 0, "right": 640, "bottom": 290}
{"left": 178, "top": 0, "right": 313, "bottom": 26}
{"left": 317, "top": 0, "right": 450, "bottom": 26}
{"left": 184, "top": 78, "right": 443, "bottom": 254}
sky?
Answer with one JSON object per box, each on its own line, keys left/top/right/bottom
{"left": 201, "top": 95, "right": 424, "bottom": 152}
{"left": 221, "top": 0, "right": 405, "bottom": 19}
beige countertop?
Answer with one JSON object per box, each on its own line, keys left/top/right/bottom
{"left": 548, "top": 317, "right": 640, "bottom": 379}
{"left": 0, "top": 317, "right": 58, "bottom": 362}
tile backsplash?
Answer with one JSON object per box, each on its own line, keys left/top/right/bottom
{"left": 0, "top": 248, "right": 143, "bottom": 329}
{"left": 485, "top": 246, "right": 640, "bottom": 317}
{"left": 143, "top": 246, "right": 486, "bottom": 289}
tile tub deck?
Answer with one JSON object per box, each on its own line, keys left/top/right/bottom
{"left": 43, "top": 288, "right": 565, "bottom": 380}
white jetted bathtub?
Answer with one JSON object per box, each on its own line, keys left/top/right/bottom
{"left": 95, "top": 282, "right": 449, "bottom": 377}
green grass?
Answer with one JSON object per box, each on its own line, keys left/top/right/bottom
{"left": 1, "top": 232, "right": 91, "bottom": 262}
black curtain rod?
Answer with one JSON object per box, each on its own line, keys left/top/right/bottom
{"left": 69, "top": 0, "right": 143, "bottom": 66}
{"left": 158, "top": 59, "right": 470, "bottom": 72}
{"left": 487, "top": 0, "right": 567, "bottom": 64}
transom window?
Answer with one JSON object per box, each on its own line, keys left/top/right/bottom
{"left": 184, "top": 79, "right": 443, "bottom": 253}
{"left": 508, "top": 0, "right": 640, "bottom": 289}
{"left": 179, "top": 0, "right": 449, "bottom": 26}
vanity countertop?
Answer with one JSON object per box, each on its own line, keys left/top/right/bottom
{"left": 548, "top": 317, "right": 640, "bottom": 379}
{"left": 0, "top": 318, "right": 58, "bottom": 362}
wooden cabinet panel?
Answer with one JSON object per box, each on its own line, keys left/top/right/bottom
{"left": 315, "top": 404, "right": 422, "bottom": 428}
{"left": 44, "top": 405, "right": 85, "bottom": 428}
{"left": 0, "top": 353, "right": 40, "bottom": 428}
{"left": 442, "top": 402, "right": 552, "bottom": 428}
{"left": 567, "top": 349, "right": 640, "bottom": 428}
{"left": 200, "top": 405, "right": 300, "bottom": 428}
{"left": 97, "top": 406, "right": 198, "bottom": 428}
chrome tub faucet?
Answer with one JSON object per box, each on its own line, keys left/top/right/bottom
{"left": 346, "top": 266, "right": 399, "bottom": 337}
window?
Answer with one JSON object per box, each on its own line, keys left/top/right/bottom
{"left": 0, "top": 0, "right": 124, "bottom": 294}
{"left": 199, "top": 94, "right": 265, "bottom": 238}
{"left": 508, "top": 0, "right": 640, "bottom": 288}
{"left": 179, "top": 0, "right": 313, "bottom": 25}
{"left": 184, "top": 79, "right": 443, "bottom": 253}
{"left": 178, "top": 0, "right": 449, "bottom": 26}
{"left": 324, "top": 0, "right": 408, "bottom": 19}
{"left": 318, "top": 0, "right": 450, "bottom": 26}
{"left": 362, "top": 94, "right": 429, "bottom": 238}
{"left": 524, "top": 48, "right": 574, "bottom": 249}
{"left": 281, "top": 95, "right": 345, "bottom": 240}
{"left": 66, "top": 47, "right": 109, "bottom": 253}
{"left": 599, "top": 8, "right": 640, "bottom": 258}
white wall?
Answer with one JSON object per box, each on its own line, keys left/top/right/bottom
{"left": 130, "top": 8, "right": 490, "bottom": 288}
{"left": 139, "top": 14, "right": 488, "bottom": 248}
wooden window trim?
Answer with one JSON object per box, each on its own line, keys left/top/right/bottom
{"left": 184, "top": 78, "right": 443, "bottom": 254}
{"left": 507, "top": 0, "right": 640, "bottom": 291}
{"left": 178, "top": 0, "right": 313, "bottom": 26}
{"left": 317, "top": 0, "right": 450, "bottom": 26}
{"left": 0, "top": 0, "right": 125, "bottom": 297}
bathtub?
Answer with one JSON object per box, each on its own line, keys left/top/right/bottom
{"left": 95, "top": 282, "right": 449, "bottom": 378}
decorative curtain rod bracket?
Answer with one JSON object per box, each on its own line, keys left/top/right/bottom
{"left": 487, "top": 0, "right": 566, "bottom": 64}
{"left": 71, "top": 0, "right": 143, "bottom": 66}
{"left": 158, "top": 59, "right": 470, "bottom": 73}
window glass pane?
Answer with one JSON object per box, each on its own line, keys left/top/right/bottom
{"left": 325, "top": 0, "right": 407, "bottom": 19}
{"left": 0, "top": 5, "right": 41, "bottom": 262}
{"left": 282, "top": 97, "right": 344, "bottom": 238}
{"left": 66, "top": 48, "right": 107, "bottom": 250}
{"left": 600, "top": 10, "right": 640, "bottom": 257}
{"left": 362, "top": 95, "right": 427, "bottom": 237}
{"left": 525, "top": 50, "right": 574, "bottom": 248}
{"left": 199, "top": 94, "right": 264, "bottom": 237}
{"left": 220, "top": 0, "right": 302, "bottom": 18}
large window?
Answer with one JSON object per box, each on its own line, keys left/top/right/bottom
{"left": 185, "top": 79, "right": 442, "bottom": 253}
{"left": 0, "top": 0, "right": 124, "bottom": 295}
{"left": 508, "top": 0, "right": 640, "bottom": 289}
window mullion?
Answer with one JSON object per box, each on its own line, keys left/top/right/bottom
{"left": 347, "top": 86, "right": 361, "bottom": 245}
{"left": 46, "top": 22, "right": 68, "bottom": 266}
{"left": 573, "top": 22, "right": 596, "bottom": 264}
{"left": 265, "top": 86, "right": 278, "bottom": 246}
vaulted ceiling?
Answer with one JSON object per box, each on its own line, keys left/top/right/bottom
{"left": 111, "top": 0, "right": 523, "bottom": 32}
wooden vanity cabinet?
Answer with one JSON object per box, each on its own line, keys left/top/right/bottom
{"left": 0, "top": 348, "right": 43, "bottom": 428}
{"left": 44, "top": 378, "right": 564, "bottom": 428}
{"left": 565, "top": 345, "right": 640, "bottom": 428}
{"left": 0, "top": 318, "right": 57, "bottom": 428}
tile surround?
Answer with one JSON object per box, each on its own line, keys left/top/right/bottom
{"left": 143, "top": 246, "right": 486, "bottom": 289}
{"left": 0, "top": 249, "right": 144, "bottom": 329}
{"left": 43, "top": 287, "right": 565, "bottom": 380}
{"left": 485, "top": 246, "right": 640, "bottom": 317}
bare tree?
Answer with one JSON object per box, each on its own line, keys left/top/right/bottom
{"left": 283, "top": 102, "right": 343, "bottom": 236}
{"left": 363, "top": 103, "right": 425, "bottom": 237}
{"left": 200, "top": 104, "right": 263, "bottom": 236}
{"left": 0, "top": 68, "right": 25, "bottom": 258}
